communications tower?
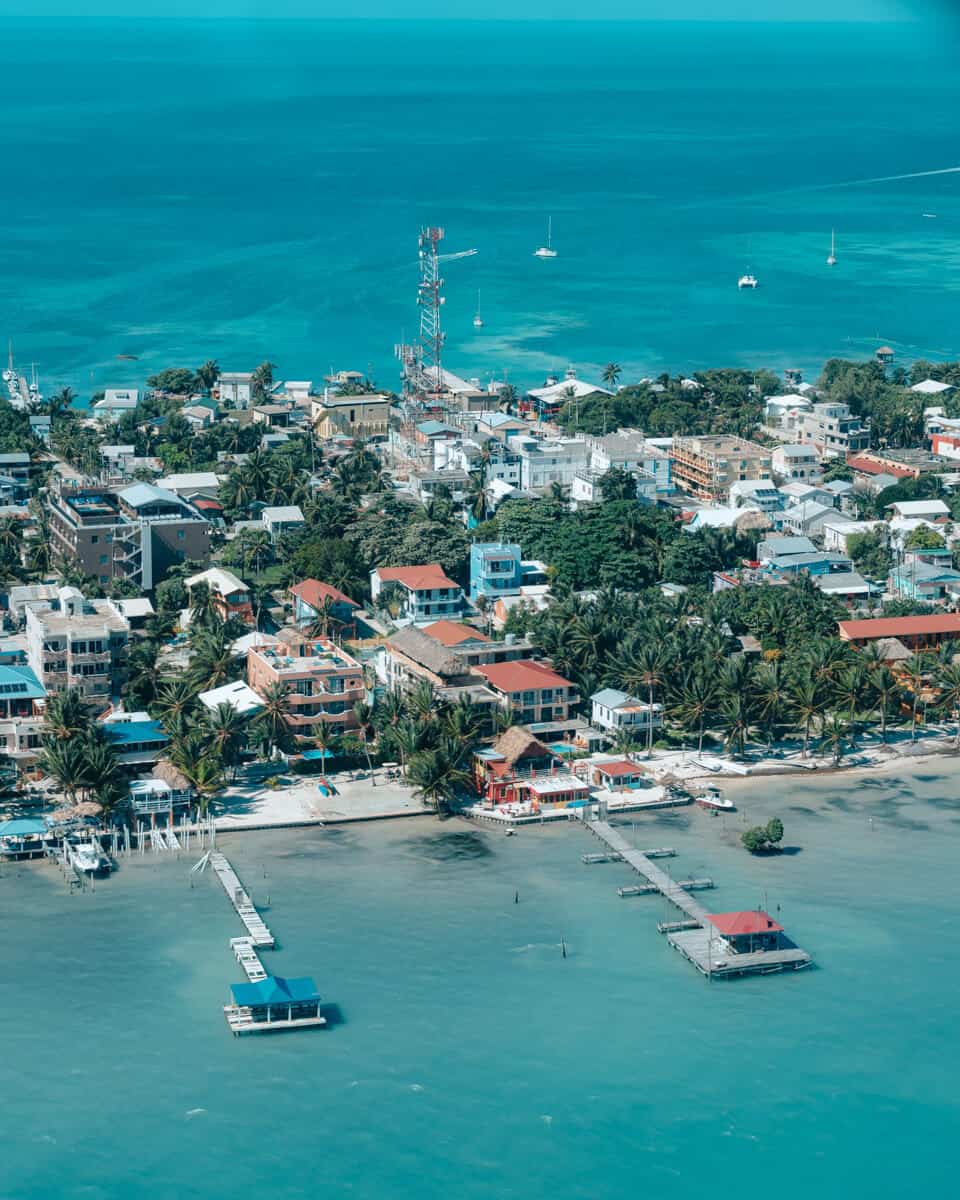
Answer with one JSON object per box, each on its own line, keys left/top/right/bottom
{"left": 395, "top": 225, "right": 477, "bottom": 411}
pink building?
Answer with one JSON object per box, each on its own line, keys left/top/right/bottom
{"left": 246, "top": 631, "right": 364, "bottom": 737}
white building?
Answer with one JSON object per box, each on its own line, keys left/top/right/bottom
{"left": 262, "top": 505, "right": 305, "bottom": 540}
{"left": 772, "top": 443, "right": 823, "bottom": 483}
{"left": 795, "top": 402, "right": 871, "bottom": 456}
{"left": 590, "top": 688, "right": 663, "bottom": 736}
{"left": 25, "top": 587, "right": 129, "bottom": 702}
{"left": 370, "top": 565, "right": 465, "bottom": 626}
{"left": 508, "top": 435, "right": 589, "bottom": 493}
{"left": 93, "top": 389, "right": 139, "bottom": 421}
{"left": 583, "top": 428, "right": 672, "bottom": 493}
{"left": 911, "top": 379, "right": 954, "bottom": 396}
{"left": 216, "top": 371, "right": 254, "bottom": 409}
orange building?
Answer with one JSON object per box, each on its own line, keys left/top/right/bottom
{"left": 246, "top": 631, "right": 364, "bottom": 738}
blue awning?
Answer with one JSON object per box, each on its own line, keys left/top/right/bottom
{"left": 230, "top": 976, "right": 321, "bottom": 1007}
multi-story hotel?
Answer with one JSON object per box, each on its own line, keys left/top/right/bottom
{"left": 246, "top": 631, "right": 365, "bottom": 737}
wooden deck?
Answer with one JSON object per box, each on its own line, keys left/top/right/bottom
{"left": 582, "top": 817, "right": 812, "bottom": 979}
{"left": 209, "top": 853, "right": 275, "bottom": 947}
{"left": 224, "top": 1006, "right": 327, "bottom": 1036}
{"left": 230, "top": 937, "right": 268, "bottom": 982}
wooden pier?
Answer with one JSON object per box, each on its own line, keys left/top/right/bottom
{"left": 582, "top": 847, "right": 676, "bottom": 865}
{"left": 581, "top": 817, "right": 811, "bottom": 979}
{"left": 201, "top": 852, "right": 328, "bottom": 1034}
{"left": 618, "top": 877, "right": 714, "bottom": 898}
{"left": 208, "top": 852, "right": 275, "bottom": 947}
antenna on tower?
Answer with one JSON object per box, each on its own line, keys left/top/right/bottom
{"left": 394, "top": 225, "right": 477, "bottom": 418}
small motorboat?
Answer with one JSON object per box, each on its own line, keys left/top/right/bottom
{"left": 695, "top": 786, "right": 736, "bottom": 813}
{"left": 737, "top": 273, "right": 759, "bottom": 290}
{"left": 68, "top": 839, "right": 110, "bottom": 874}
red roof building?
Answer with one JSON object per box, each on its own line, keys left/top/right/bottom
{"left": 422, "top": 620, "right": 490, "bottom": 647}
{"left": 707, "top": 910, "right": 785, "bottom": 953}
{"left": 290, "top": 579, "right": 360, "bottom": 636}
{"left": 592, "top": 760, "right": 646, "bottom": 789}
{"left": 839, "top": 613, "right": 960, "bottom": 650}
{"left": 370, "top": 564, "right": 465, "bottom": 624}
{"left": 473, "top": 660, "right": 579, "bottom": 727}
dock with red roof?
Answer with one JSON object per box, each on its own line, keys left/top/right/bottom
{"left": 582, "top": 818, "right": 811, "bottom": 979}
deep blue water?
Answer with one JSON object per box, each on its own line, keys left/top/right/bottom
{"left": 0, "top": 18, "right": 958, "bottom": 397}
{"left": 3, "top": 765, "right": 960, "bottom": 1199}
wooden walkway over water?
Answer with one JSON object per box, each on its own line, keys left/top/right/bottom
{"left": 582, "top": 818, "right": 811, "bottom": 979}
{"left": 209, "top": 852, "right": 275, "bottom": 947}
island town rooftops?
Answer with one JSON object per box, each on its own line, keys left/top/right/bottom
{"left": 374, "top": 564, "right": 460, "bottom": 591}
{"left": 422, "top": 620, "right": 490, "bottom": 647}
{"left": 846, "top": 454, "right": 915, "bottom": 479}
{"left": 911, "top": 379, "right": 955, "bottom": 394}
{"left": 707, "top": 911, "right": 784, "bottom": 937}
{"left": 839, "top": 613, "right": 960, "bottom": 642}
{"left": 289, "top": 579, "right": 359, "bottom": 610}
{"left": 473, "top": 659, "right": 574, "bottom": 693}
{"left": 186, "top": 567, "right": 248, "bottom": 597}
{"left": 198, "top": 680, "right": 263, "bottom": 715}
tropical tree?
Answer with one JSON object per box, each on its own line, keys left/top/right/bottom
{"left": 253, "top": 681, "right": 294, "bottom": 758}
{"left": 38, "top": 738, "right": 89, "bottom": 805}
{"left": 153, "top": 677, "right": 200, "bottom": 727}
{"left": 601, "top": 362, "right": 622, "bottom": 391}
{"left": 935, "top": 662, "right": 960, "bottom": 746}
{"left": 900, "top": 653, "right": 930, "bottom": 741}
{"left": 406, "top": 743, "right": 471, "bottom": 814}
{"left": 820, "top": 714, "right": 849, "bottom": 767}
{"left": 620, "top": 643, "right": 668, "bottom": 756}
{"left": 719, "top": 692, "right": 755, "bottom": 758}
{"left": 251, "top": 360, "right": 277, "bottom": 402}
{"left": 195, "top": 359, "right": 220, "bottom": 392}
{"left": 670, "top": 669, "right": 718, "bottom": 754}
{"left": 788, "top": 675, "right": 821, "bottom": 758}
{"left": 43, "top": 688, "right": 90, "bottom": 741}
{"left": 869, "top": 664, "right": 899, "bottom": 743}
{"left": 352, "top": 701, "right": 377, "bottom": 776}
{"left": 205, "top": 702, "right": 248, "bottom": 780}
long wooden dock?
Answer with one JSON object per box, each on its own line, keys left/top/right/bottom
{"left": 582, "top": 817, "right": 811, "bottom": 979}
{"left": 231, "top": 937, "right": 268, "bottom": 982}
{"left": 209, "top": 853, "right": 275, "bottom": 947}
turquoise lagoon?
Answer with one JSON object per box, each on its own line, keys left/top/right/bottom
{"left": 2, "top": 763, "right": 959, "bottom": 1198}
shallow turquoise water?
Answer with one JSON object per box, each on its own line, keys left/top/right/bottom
{"left": 3, "top": 762, "right": 959, "bottom": 1198}
{"left": 0, "top": 18, "right": 959, "bottom": 395}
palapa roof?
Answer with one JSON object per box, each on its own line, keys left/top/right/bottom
{"left": 152, "top": 759, "right": 193, "bottom": 791}
{"left": 386, "top": 626, "right": 461, "bottom": 679}
{"left": 490, "top": 726, "right": 553, "bottom": 767}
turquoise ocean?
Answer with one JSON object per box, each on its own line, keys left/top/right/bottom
{"left": 3, "top": 763, "right": 960, "bottom": 1199}
{"left": 1, "top": 18, "right": 959, "bottom": 396}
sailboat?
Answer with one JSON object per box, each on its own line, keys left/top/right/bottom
{"left": 473, "top": 290, "right": 484, "bottom": 328}
{"left": 827, "top": 229, "right": 837, "bottom": 266}
{"left": 534, "top": 217, "right": 558, "bottom": 259}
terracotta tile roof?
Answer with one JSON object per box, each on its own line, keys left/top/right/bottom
{"left": 290, "top": 578, "right": 359, "bottom": 610}
{"left": 595, "top": 760, "right": 644, "bottom": 777}
{"left": 839, "top": 614, "right": 960, "bottom": 640}
{"left": 375, "top": 564, "right": 459, "bottom": 591}
{"left": 708, "top": 911, "right": 784, "bottom": 936}
{"left": 474, "top": 659, "right": 574, "bottom": 693}
{"left": 422, "top": 620, "right": 490, "bottom": 647}
{"left": 846, "top": 454, "right": 914, "bottom": 479}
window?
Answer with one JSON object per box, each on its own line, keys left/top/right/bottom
{"left": 91, "top": 535, "right": 99, "bottom": 544}
{"left": 177, "top": 530, "right": 185, "bottom": 540}
{"left": 100, "top": 555, "right": 108, "bottom": 564}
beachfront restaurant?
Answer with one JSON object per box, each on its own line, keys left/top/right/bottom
{"left": 225, "top": 975, "right": 325, "bottom": 1034}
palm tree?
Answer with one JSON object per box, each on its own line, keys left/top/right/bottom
{"left": 311, "top": 719, "right": 340, "bottom": 767}
{"left": 153, "top": 677, "right": 200, "bottom": 727}
{"left": 125, "top": 641, "right": 160, "bottom": 709}
{"left": 620, "top": 643, "right": 668, "bottom": 757}
{"left": 188, "top": 580, "right": 219, "bottom": 630}
{"left": 820, "top": 713, "right": 849, "bottom": 767}
{"left": 46, "top": 385, "right": 75, "bottom": 418}
{"left": 195, "top": 359, "right": 219, "bottom": 392}
{"left": 935, "top": 662, "right": 960, "bottom": 746}
{"left": 251, "top": 360, "right": 277, "bottom": 402}
{"left": 240, "top": 528, "right": 272, "bottom": 579}
{"left": 601, "top": 362, "right": 622, "bottom": 391}
{"left": 406, "top": 745, "right": 471, "bottom": 814}
{"left": 719, "top": 692, "right": 755, "bottom": 758}
{"left": 189, "top": 626, "right": 239, "bottom": 692}
{"left": 670, "top": 668, "right": 718, "bottom": 754}
{"left": 43, "top": 688, "right": 90, "bottom": 741}
{"left": 498, "top": 383, "right": 518, "bottom": 413}
{"left": 206, "top": 702, "right": 248, "bottom": 780}
{"left": 239, "top": 449, "right": 273, "bottom": 500}
{"left": 868, "top": 664, "right": 899, "bottom": 743}
{"left": 466, "top": 471, "right": 488, "bottom": 524}
{"left": 788, "top": 674, "right": 821, "bottom": 758}
{"left": 900, "top": 653, "right": 930, "bottom": 741}
{"left": 441, "top": 696, "right": 483, "bottom": 744}
{"left": 352, "top": 701, "right": 377, "bottom": 776}
{"left": 833, "top": 664, "right": 867, "bottom": 746}
{"left": 254, "top": 681, "right": 294, "bottom": 758}
{"left": 406, "top": 679, "right": 438, "bottom": 726}
{"left": 38, "top": 737, "right": 88, "bottom": 805}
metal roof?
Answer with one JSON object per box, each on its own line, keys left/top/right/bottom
{"left": 230, "top": 975, "right": 321, "bottom": 1007}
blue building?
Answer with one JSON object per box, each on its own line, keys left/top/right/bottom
{"left": 104, "top": 718, "right": 170, "bottom": 768}
{"left": 469, "top": 542, "right": 547, "bottom": 604}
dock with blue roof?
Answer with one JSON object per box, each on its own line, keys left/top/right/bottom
{"left": 203, "top": 851, "right": 328, "bottom": 1035}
